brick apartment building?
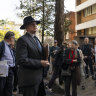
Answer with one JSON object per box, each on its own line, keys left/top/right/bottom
{"left": 75, "top": 0, "right": 96, "bottom": 45}
{"left": 65, "top": 12, "right": 76, "bottom": 41}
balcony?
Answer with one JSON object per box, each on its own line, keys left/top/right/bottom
{"left": 76, "top": 19, "right": 96, "bottom": 30}
{"left": 76, "top": 0, "right": 96, "bottom": 12}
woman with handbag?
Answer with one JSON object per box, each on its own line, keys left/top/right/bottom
{"left": 62, "top": 40, "right": 81, "bottom": 96}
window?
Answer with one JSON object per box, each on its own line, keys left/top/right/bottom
{"left": 93, "top": 27, "right": 96, "bottom": 34}
{"left": 84, "top": 8, "right": 87, "bottom": 17}
{"left": 87, "top": 27, "right": 96, "bottom": 35}
{"left": 92, "top": 4, "right": 96, "bottom": 14}
{"left": 84, "top": 6, "right": 92, "bottom": 17}
{"left": 76, "top": 0, "right": 81, "bottom": 6}
{"left": 84, "top": 29, "right": 88, "bottom": 35}
{"left": 84, "top": 4, "right": 96, "bottom": 17}
{"left": 88, "top": 28, "right": 92, "bottom": 34}
{"left": 87, "top": 7, "right": 92, "bottom": 16}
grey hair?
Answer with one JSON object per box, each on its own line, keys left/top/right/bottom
{"left": 84, "top": 37, "right": 89, "bottom": 40}
{"left": 71, "top": 40, "right": 78, "bottom": 45}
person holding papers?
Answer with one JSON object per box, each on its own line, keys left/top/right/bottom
{"left": 0, "top": 31, "right": 15, "bottom": 96}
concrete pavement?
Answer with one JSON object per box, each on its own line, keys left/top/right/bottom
{"left": 14, "top": 76, "right": 96, "bottom": 96}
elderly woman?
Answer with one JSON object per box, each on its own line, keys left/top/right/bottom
{"left": 62, "top": 40, "right": 81, "bottom": 96}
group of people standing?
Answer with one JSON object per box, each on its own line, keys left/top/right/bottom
{"left": 47, "top": 37, "right": 96, "bottom": 96}
{"left": 0, "top": 16, "right": 49, "bottom": 96}
{"left": 0, "top": 16, "right": 96, "bottom": 96}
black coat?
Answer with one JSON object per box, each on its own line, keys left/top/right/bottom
{"left": 62, "top": 48, "right": 81, "bottom": 69}
{"left": 81, "top": 43, "right": 93, "bottom": 56}
{"left": 16, "top": 33, "right": 45, "bottom": 87}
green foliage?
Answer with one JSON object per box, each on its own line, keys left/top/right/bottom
{"left": 17, "top": 0, "right": 55, "bottom": 36}
{"left": 0, "top": 20, "right": 21, "bottom": 42}
{"left": 17, "top": 0, "right": 72, "bottom": 38}
{"left": 64, "top": 18, "right": 72, "bottom": 35}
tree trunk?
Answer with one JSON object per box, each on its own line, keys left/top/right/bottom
{"left": 54, "top": 0, "right": 64, "bottom": 46}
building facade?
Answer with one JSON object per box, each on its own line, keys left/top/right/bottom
{"left": 75, "top": 0, "right": 96, "bottom": 45}
{"left": 65, "top": 12, "right": 76, "bottom": 41}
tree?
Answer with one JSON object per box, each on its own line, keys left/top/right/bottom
{"left": 17, "top": 0, "right": 73, "bottom": 44}
{"left": 64, "top": 18, "right": 72, "bottom": 40}
{"left": 17, "top": 0, "right": 55, "bottom": 38}
{"left": 54, "top": 0, "right": 64, "bottom": 46}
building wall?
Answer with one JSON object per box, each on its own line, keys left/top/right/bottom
{"left": 81, "top": 0, "right": 87, "bottom": 4}
{"left": 76, "top": 19, "right": 96, "bottom": 31}
{"left": 77, "top": 11, "right": 81, "bottom": 24}
{"left": 75, "top": 0, "right": 96, "bottom": 45}
{"left": 76, "top": 0, "right": 87, "bottom": 6}
{"left": 77, "top": 3, "right": 96, "bottom": 24}
{"left": 76, "top": 0, "right": 96, "bottom": 12}
{"left": 69, "top": 12, "right": 75, "bottom": 31}
{"left": 81, "top": 12, "right": 96, "bottom": 23}
{"left": 76, "top": 0, "right": 96, "bottom": 30}
{"left": 69, "top": 12, "right": 76, "bottom": 41}
{"left": 65, "top": 12, "right": 76, "bottom": 41}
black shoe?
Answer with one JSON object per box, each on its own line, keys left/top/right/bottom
{"left": 81, "top": 86, "right": 85, "bottom": 90}
{"left": 85, "top": 75, "right": 89, "bottom": 79}
{"left": 92, "top": 76, "right": 95, "bottom": 80}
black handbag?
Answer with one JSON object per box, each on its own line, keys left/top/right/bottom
{"left": 61, "top": 67, "right": 71, "bottom": 76}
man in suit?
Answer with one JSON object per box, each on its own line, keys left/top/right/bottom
{"left": 16, "top": 16, "right": 49, "bottom": 96}
{"left": 0, "top": 31, "right": 15, "bottom": 96}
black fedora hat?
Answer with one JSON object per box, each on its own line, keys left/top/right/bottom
{"left": 20, "top": 16, "right": 40, "bottom": 29}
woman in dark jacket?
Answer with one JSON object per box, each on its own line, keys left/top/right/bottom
{"left": 62, "top": 40, "right": 81, "bottom": 96}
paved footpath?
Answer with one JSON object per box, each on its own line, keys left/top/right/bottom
{"left": 77, "top": 77, "right": 96, "bottom": 96}
{"left": 15, "top": 77, "right": 96, "bottom": 96}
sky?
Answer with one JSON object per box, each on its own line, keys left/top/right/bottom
{"left": 0, "top": 0, "right": 20, "bottom": 23}
{"left": 65, "top": 0, "right": 75, "bottom": 11}
{"left": 0, "top": 0, "right": 75, "bottom": 23}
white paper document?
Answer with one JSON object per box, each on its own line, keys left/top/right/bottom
{"left": 0, "top": 61, "right": 9, "bottom": 77}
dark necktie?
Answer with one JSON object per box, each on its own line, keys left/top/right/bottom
{"left": 8, "top": 45, "right": 15, "bottom": 66}
{"left": 34, "top": 36, "right": 42, "bottom": 52}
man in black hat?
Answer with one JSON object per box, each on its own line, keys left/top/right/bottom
{"left": 16, "top": 16, "right": 49, "bottom": 96}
